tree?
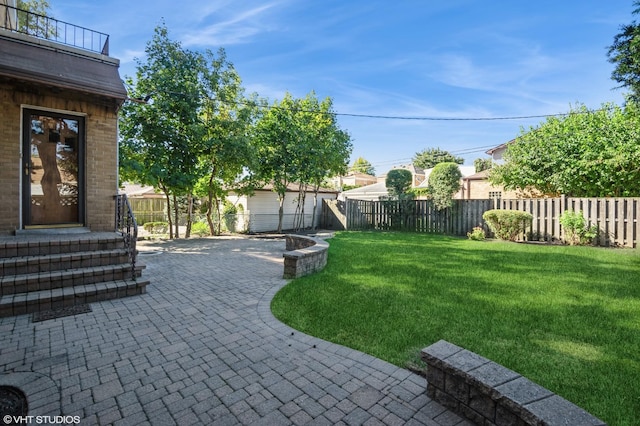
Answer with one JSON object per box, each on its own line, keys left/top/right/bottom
{"left": 428, "top": 162, "right": 462, "bottom": 210}
{"left": 385, "top": 169, "right": 412, "bottom": 199}
{"left": 608, "top": 1, "right": 640, "bottom": 101}
{"left": 413, "top": 147, "right": 463, "bottom": 169}
{"left": 119, "top": 24, "right": 204, "bottom": 238}
{"left": 253, "top": 93, "right": 300, "bottom": 233}
{"left": 349, "top": 157, "right": 375, "bottom": 175}
{"left": 473, "top": 158, "right": 493, "bottom": 173}
{"left": 252, "top": 91, "right": 351, "bottom": 232}
{"left": 294, "top": 93, "right": 351, "bottom": 230}
{"left": 195, "top": 49, "right": 260, "bottom": 236}
{"left": 16, "top": 0, "right": 56, "bottom": 38}
{"left": 489, "top": 102, "right": 640, "bottom": 197}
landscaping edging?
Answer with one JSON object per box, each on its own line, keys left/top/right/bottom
{"left": 282, "top": 234, "right": 328, "bottom": 279}
{"left": 421, "top": 340, "right": 606, "bottom": 426}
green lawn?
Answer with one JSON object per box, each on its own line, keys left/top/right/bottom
{"left": 271, "top": 231, "right": 640, "bottom": 426}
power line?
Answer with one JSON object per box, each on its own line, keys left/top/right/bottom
{"left": 127, "top": 89, "right": 586, "bottom": 122}
{"left": 332, "top": 112, "right": 570, "bottom": 121}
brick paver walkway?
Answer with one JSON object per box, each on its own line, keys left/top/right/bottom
{"left": 0, "top": 236, "right": 469, "bottom": 425}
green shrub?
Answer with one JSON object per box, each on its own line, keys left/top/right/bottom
{"left": 191, "top": 221, "right": 209, "bottom": 237}
{"left": 482, "top": 209, "right": 533, "bottom": 241}
{"left": 142, "top": 221, "right": 168, "bottom": 234}
{"left": 467, "top": 226, "right": 486, "bottom": 241}
{"left": 222, "top": 201, "right": 238, "bottom": 232}
{"left": 559, "top": 210, "right": 598, "bottom": 245}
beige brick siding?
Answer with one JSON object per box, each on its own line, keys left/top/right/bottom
{"left": 0, "top": 82, "right": 119, "bottom": 233}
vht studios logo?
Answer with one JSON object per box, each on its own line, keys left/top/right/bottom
{"left": 3, "top": 416, "right": 80, "bottom": 425}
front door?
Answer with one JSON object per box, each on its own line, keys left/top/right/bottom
{"left": 22, "top": 109, "right": 85, "bottom": 228}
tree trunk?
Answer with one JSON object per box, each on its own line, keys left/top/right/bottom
{"left": 173, "top": 193, "right": 180, "bottom": 238}
{"left": 185, "top": 193, "right": 192, "bottom": 238}
{"left": 206, "top": 169, "right": 216, "bottom": 236}
{"left": 161, "top": 184, "right": 173, "bottom": 239}
{"left": 311, "top": 184, "right": 320, "bottom": 230}
{"left": 277, "top": 193, "right": 285, "bottom": 233}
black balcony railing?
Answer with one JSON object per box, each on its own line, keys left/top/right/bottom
{"left": 0, "top": 4, "right": 109, "bottom": 55}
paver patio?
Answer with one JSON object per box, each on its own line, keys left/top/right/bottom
{"left": 0, "top": 235, "right": 469, "bottom": 425}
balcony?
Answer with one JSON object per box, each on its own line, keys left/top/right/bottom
{"left": 0, "top": 2, "right": 109, "bottom": 55}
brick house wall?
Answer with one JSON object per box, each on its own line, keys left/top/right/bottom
{"left": 0, "top": 82, "right": 120, "bottom": 233}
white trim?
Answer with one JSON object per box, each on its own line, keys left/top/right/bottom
{"left": 20, "top": 104, "right": 87, "bottom": 117}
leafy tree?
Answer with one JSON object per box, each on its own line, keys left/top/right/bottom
{"left": 252, "top": 93, "right": 300, "bottom": 233}
{"left": 16, "top": 0, "right": 56, "bottom": 38}
{"left": 428, "top": 162, "right": 462, "bottom": 210}
{"left": 294, "top": 93, "right": 351, "bottom": 230}
{"left": 608, "top": 1, "right": 640, "bottom": 101}
{"left": 489, "top": 102, "right": 640, "bottom": 197}
{"left": 119, "top": 24, "right": 204, "bottom": 238}
{"left": 252, "top": 92, "right": 351, "bottom": 232}
{"left": 195, "top": 48, "right": 260, "bottom": 236}
{"left": 385, "top": 169, "right": 412, "bottom": 199}
{"left": 474, "top": 158, "right": 493, "bottom": 173}
{"left": 350, "top": 157, "right": 375, "bottom": 175}
{"left": 413, "top": 147, "right": 463, "bottom": 169}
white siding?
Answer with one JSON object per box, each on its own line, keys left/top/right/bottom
{"left": 229, "top": 190, "right": 337, "bottom": 233}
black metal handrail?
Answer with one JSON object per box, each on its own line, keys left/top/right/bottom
{"left": 0, "top": 4, "right": 109, "bottom": 55}
{"left": 115, "top": 194, "right": 138, "bottom": 280}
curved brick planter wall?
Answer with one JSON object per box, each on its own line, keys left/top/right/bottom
{"left": 283, "top": 235, "right": 329, "bottom": 279}
{"left": 421, "top": 340, "right": 606, "bottom": 426}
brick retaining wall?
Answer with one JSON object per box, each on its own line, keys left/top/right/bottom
{"left": 421, "top": 340, "right": 606, "bottom": 426}
{"left": 282, "top": 235, "right": 328, "bottom": 279}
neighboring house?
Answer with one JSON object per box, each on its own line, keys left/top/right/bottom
{"left": 0, "top": 3, "right": 147, "bottom": 317}
{"left": 460, "top": 141, "right": 526, "bottom": 199}
{"left": 226, "top": 183, "right": 339, "bottom": 233}
{"left": 485, "top": 140, "right": 511, "bottom": 164}
{"left": 120, "top": 183, "right": 167, "bottom": 224}
{"left": 344, "top": 165, "right": 476, "bottom": 201}
{"left": 414, "top": 165, "right": 476, "bottom": 199}
{"left": 340, "top": 182, "right": 389, "bottom": 201}
{"left": 332, "top": 172, "right": 377, "bottom": 189}
{"left": 459, "top": 169, "right": 520, "bottom": 200}
{"left": 377, "top": 164, "right": 426, "bottom": 187}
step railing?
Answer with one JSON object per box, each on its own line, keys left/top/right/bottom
{"left": 115, "top": 194, "right": 138, "bottom": 279}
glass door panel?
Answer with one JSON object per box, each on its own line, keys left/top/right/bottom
{"left": 27, "top": 114, "right": 80, "bottom": 225}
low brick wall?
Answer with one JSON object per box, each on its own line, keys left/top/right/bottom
{"left": 283, "top": 235, "right": 329, "bottom": 279}
{"left": 421, "top": 340, "right": 606, "bottom": 426}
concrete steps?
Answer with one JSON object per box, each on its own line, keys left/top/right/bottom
{"left": 0, "top": 233, "right": 148, "bottom": 318}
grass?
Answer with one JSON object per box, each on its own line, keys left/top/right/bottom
{"left": 271, "top": 231, "right": 640, "bottom": 426}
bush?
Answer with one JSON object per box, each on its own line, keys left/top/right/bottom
{"left": 142, "top": 221, "right": 168, "bottom": 234}
{"left": 559, "top": 210, "right": 598, "bottom": 245}
{"left": 222, "top": 202, "right": 238, "bottom": 232}
{"left": 482, "top": 210, "right": 533, "bottom": 241}
{"left": 191, "top": 221, "right": 209, "bottom": 237}
{"left": 467, "top": 227, "right": 486, "bottom": 241}
{"left": 428, "top": 162, "right": 462, "bottom": 210}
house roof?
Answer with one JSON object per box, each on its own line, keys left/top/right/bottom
{"left": 253, "top": 182, "right": 338, "bottom": 194}
{"left": 119, "top": 183, "right": 164, "bottom": 198}
{"left": 462, "top": 169, "right": 490, "bottom": 181}
{"left": 416, "top": 165, "right": 476, "bottom": 187}
{"left": 0, "top": 30, "right": 127, "bottom": 106}
{"left": 485, "top": 140, "right": 514, "bottom": 155}
{"left": 341, "top": 181, "right": 388, "bottom": 197}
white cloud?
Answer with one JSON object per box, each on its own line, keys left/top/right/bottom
{"left": 181, "top": 3, "right": 282, "bottom": 47}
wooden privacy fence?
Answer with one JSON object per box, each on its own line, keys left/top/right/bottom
{"left": 327, "top": 197, "right": 640, "bottom": 248}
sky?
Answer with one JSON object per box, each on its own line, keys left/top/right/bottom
{"left": 52, "top": 0, "right": 633, "bottom": 174}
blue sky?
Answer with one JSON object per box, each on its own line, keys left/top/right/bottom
{"left": 54, "top": 1, "right": 632, "bottom": 174}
